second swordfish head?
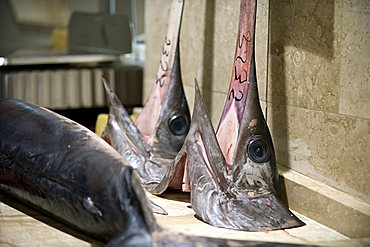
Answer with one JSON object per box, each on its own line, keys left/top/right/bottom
{"left": 103, "top": 0, "right": 189, "bottom": 193}
{"left": 181, "top": 0, "right": 304, "bottom": 231}
{"left": 103, "top": 47, "right": 189, "bottom": 193}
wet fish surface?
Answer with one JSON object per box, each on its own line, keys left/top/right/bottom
{"left": 150, "top": 0, "right": 305, "bottom": 231}
{"left": 0, "top": 98, "right": 156, "bottom": 244}
{"left": 104, "top": 0, "right": 189, "bottom": 193}
{"left": 0, "top": 99, "right": 313, "bottom": 246}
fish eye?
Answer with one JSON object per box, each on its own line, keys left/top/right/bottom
{"left": 168, "top": 114, "right": 189, "bottom": 136}
{"left": 247, "top": 136, "right": 270, "bottom": 163}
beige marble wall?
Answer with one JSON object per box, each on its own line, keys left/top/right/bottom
{"left": 268, "top": 0, "right": 370, "bottom": 203}
{"left": 144, "top": 0, "right": 369, "bottom": 204}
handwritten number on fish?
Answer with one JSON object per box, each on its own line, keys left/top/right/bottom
{"left": 238, "top": 31, "right": 252, "bottom": 49}
{"left": 156, "top": 74, "right": 166, "bottom": 87}
{"left": 236, "top": 55, "right": 247, "bottom": 64}
{"left": 156, "top": 36, "right": 172, "bottom": 88}
{"left": 162, "top": 36, "right": 171, "bottom": 56}
{"left": 160, "top": 61, "right": 169, "bottom": 72}
{"left": 229, "top": 31, "right": 251, "bottom": 101}
{"left": 234, "top": 67, "right": 248, "bottom": 84}
{"left": 228, "top": 88, "right": 243, "bottom": 101}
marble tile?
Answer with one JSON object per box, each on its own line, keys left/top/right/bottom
{"left": 266, "top": 0, "right": 370, "bottom": 206}
{"left": 337, "top": 0, "right": 370, "bottom": 119}
{"left": 143, "top": 0, "right": 171, "bottom": 100}
{"left": 207, "top": 89, "right": 227, "bottom": 128}
{"left": 267, "top": 103, "right": 370, "bottom": 203}
{"left": 268, "top": 0, "right": 340, "bottom": 113}
{"left": 184, "top": 84, "right": 195, "bottom": 116}
{"left": 184, "top": 86, "right": 225, "bottom": 128}
{"left": 279, "top": 165, "right": 370, "bottom": 238}
{"left": 255, "top": 0, "right": 269, "bottom": 102}
{"left": 180, "top": 0, "right": 207, "bottom": 88}
{"left": 0, "top": 201, "right": 90, "bottom": 246}
{"left": 211, "top": 0, "right": 238, "bottom": 94}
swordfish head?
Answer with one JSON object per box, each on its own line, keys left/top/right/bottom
{"left": 186, "top": 81, "right": 304, "bottom": 231}
{"left": 182, "top": 0, "right": 304, "bottom": 231}
{"left": 103, "top": 0, "right": 189, "bottom": 193}
{"left": 103, "top": 61, "right": 189, "bottom": 193}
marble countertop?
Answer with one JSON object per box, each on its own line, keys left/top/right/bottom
{"left": 0, "top": 191, "right": 350, "bottom": 246}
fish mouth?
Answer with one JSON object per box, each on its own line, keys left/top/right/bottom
{"left": 192, "top": 186, "right": 303, "bottom": 231}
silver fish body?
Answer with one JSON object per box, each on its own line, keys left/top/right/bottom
{"left": 0, "top": 99, "right": 155, "bottom": 244}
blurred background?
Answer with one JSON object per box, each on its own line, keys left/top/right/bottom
{"left": 0, "top": 0, "right": 144, "bottom": 129}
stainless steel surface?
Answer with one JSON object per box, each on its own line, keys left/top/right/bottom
{"left": 0, "top": 45, "right": 143, "bottom": 104}
{"left": 2, "top": 54, "right": 119, "bottom": 66}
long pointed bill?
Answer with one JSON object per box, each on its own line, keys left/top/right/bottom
{"left": 136, "top": 0, "right": 187, "bottom": 143}
{"left": 136, "top": 0, "right": 190, "bottom": 188}
{"left": 137, "top": 41, "right": 190, "bottom": 192}
{"left": 184, "top": 0, "right": 304, "bottom": 231}
{"left": 216, "top": 0, "right": 256, "bottom": 170}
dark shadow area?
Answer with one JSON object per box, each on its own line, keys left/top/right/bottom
{"left": 159, "top": 190, "right": 190, "bottom": 203}
{"left": 268, "top": 0, "right": 334, "bottom": 202}
{"left": 268, "top": 0, "right": 334, "bottom": 168}
{"left": 269, "top": 0, "right": 335, "bottom": 61}
{"left": 277, "top": 175, "right": 289, "bottom": 207}
{"left": 201, "top": 0, "right": 216, "bottom": 109}
{"left": 54, "top": 107, "right": 110, "bottom": 131}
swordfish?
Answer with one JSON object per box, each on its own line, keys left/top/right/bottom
{"left": 151, "top": 0, "right": 304, "bottom": 231}
{"left": 103, "top": 0, "right": 190, "bottom": 193}
{"left": 0, "top": 99, "right": 311, "bottom": 246}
